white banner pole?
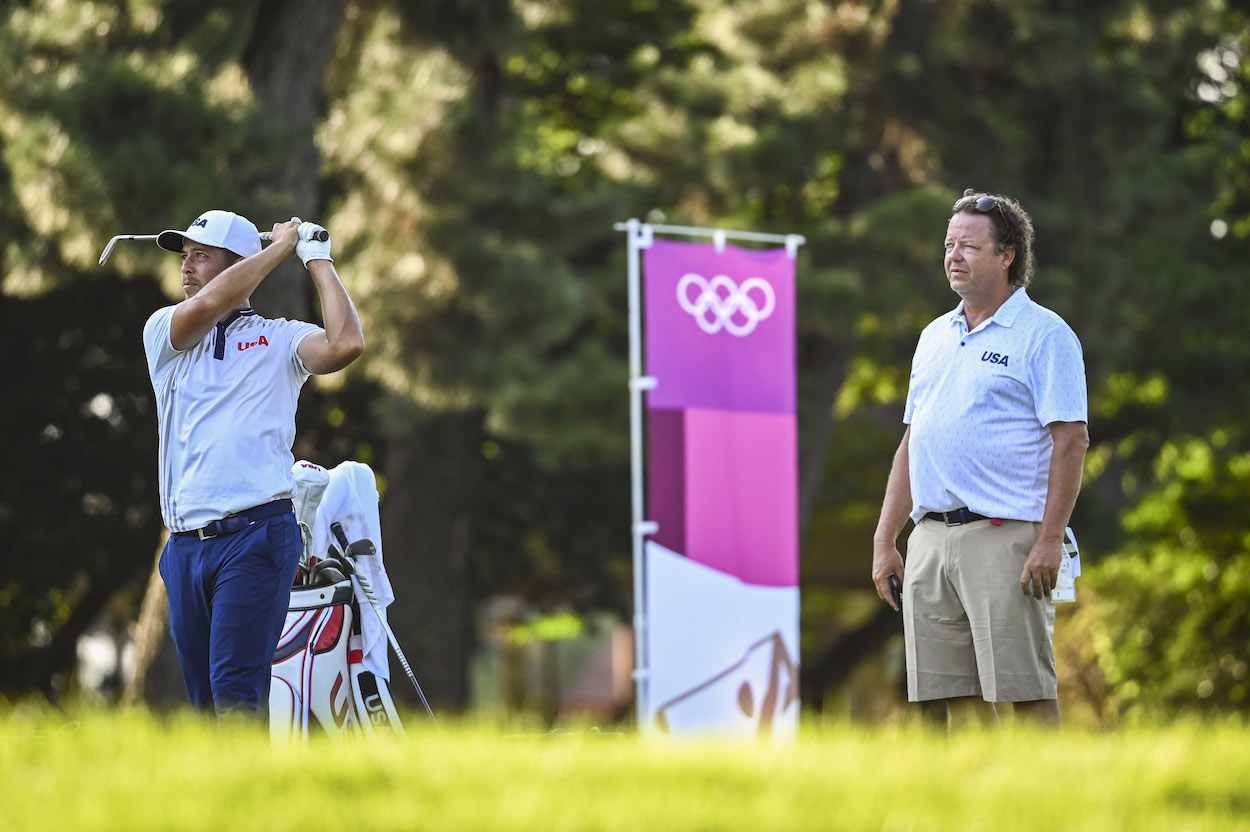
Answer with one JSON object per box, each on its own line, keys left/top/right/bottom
{"left": 614, "top": 219, "right": 803, "bottom": 733}
{"left": 619, "top": 218, "right": 656, "bottom": 728}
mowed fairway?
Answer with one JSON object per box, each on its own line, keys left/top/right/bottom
{"left": 2, "top": 706, "right": 1248, "bottom": 831}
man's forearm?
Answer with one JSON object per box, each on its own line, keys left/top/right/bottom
{"left": 1038, "top": 421, "right": 1089, "bottom": 542}
{"left": 874, "top": 429, "right": 913, "bottom": 545}
{"left": 309, "top": 261, "right": 365, "bottom": 363}
{"left": 197, "top": 244, "right": 288, "bottom": 312}
{"left": 298, "top": 259, "right": 365, "bottom": 369}
{"left": 171, "top": 243, "right": 292, "bottom": 349}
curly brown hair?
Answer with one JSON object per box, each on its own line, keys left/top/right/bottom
{"left": 952, "top": 189, "right": 1035, "bottom": 288}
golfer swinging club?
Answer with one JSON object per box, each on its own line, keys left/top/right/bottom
{"left": 142, "top": 210, "right": 364, "bottom": 719}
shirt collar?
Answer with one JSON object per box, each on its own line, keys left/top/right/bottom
{"left": 946, "top": 288, "right": 1030, "bottom": 331}
{"left": 213, "top": 308, "right": 257, "bottom": 360}
{"left": 221, "top": 307, "right": 257, "bottom": 327}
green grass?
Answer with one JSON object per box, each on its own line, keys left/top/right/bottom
{"left": 2, "top": 704, "right": 1248, "bottom": 831}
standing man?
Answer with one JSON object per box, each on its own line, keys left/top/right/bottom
{"left": 143, "top": 210, "right": 365, "bottom": 718}
{"left": 871, "top": 190, "right": 1088, "bottom": 728}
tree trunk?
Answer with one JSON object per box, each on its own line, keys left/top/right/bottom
{"left": 241, "top": 0, "right": 349, "bottom": 321}
{"left": 379, "top": 406, "right": 486, "bottom": 711}
{"left": 797, "top": 335, "right": 854, "bottom": 545}
{"left": 123, "top": 532, "right": 186, "bottom": 708}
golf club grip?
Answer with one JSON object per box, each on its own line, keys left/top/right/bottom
{"left": 259, "top": 228, "right": 329, "bottom": 242}
{"left": 330, "top": 521, "right": 350, "bottom": 550}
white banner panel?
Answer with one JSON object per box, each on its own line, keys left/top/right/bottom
{"left": 644, "top": 540, "right": 799, "bottom": 739}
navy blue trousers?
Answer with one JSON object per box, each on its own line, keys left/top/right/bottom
{"left": 159, "top": 513, "right": 300, "bottom": 718}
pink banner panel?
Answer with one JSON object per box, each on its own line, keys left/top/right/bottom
{"left": 644, "top": 239, "right": 795, "bottom": 415}
{"left": 646, "top": 408, "right": 686, "bottom": 556}
{"left": 680, "top": 408, "right": 797, "bottom": 588}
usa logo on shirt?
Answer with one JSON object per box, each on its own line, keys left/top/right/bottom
{"left": 982, "top": 351, "right": 1009, "bottom": 367}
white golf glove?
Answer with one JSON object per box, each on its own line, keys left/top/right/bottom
{"left": 295, "top": 222, "right": 333, "bottom": 266}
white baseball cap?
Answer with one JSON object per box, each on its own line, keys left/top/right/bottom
{"left": 157, "top": 210, "right": 261, "bottom": 258}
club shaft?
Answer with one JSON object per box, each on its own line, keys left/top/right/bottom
{"left": 351, "top": 570, "right": 438, "bottom": 725}
{"left": 99, "top": 225, "right": 326, "bottom": 266}
{"left": 261, "top": 228, "right": 328, "bottom": 242}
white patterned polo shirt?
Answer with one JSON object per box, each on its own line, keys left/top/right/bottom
{"left": 903, "top": 288, "right": 1087, "bottom": 523}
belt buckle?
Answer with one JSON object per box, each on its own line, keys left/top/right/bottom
{"left": 943, "top": 511, "right": 957, "bottom": 526}
{"left": 197, "top": 527, "right": 217, "bottom": 541}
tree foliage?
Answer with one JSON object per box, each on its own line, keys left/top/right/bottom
{"left": 2, "top": 0, "right": 1250, "bottom": 718}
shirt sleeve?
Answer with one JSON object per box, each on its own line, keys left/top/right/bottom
{"left": 903, "top": 319, "right": 940, "bottom": 425}
{"left": 287, "top": 321, "right": 324, "bottom": 380}
{"left": 1030, "top": 321, "right": 1088, "bottom": 426}
{"left": 142, "top": 306, "right": 180, "bottom": 378}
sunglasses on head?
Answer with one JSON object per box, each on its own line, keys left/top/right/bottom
{"left": 953, "top": 195, "right": 1004, "bottom": 216}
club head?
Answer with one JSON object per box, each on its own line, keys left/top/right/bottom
{"left": 98, "top": 238, "right": 120, "bottom": 266}
{"left": 98, "top": 234, "right": 160, "bottom": 266}
{"left": 309, "top": 561, "right": 347, "bottom": 586}
{"left": 345, "top": 539, "right": 376, "bottom": 558}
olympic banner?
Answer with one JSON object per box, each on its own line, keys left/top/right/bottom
{"left": 642, "top": 238, "right": 799, "bottom": 738}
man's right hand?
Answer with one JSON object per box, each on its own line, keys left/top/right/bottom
{"left": 871, "top": 543, "right": 905, "bottom": 612}
{"left": 269, "top": 219, "right": 300, "bottom": 255}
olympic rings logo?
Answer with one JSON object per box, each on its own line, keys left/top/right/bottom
{"left": 676, "top": 273, "right": 776, "bottom": 337}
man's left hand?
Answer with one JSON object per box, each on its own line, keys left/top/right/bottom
{"left": 1020, "top": 536, "right": 1063, "bottom": 599}
{"left": 296, "top": 223, "right": 332, "bottom": 267}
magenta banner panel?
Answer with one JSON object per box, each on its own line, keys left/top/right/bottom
{"left": 644, "top": 237, "right": 797, "bottom": 591}
{"left": 644, "top": 239, "right": 795, "bottom": 414}
{"left": 682, "top": 409, "right": 797, "bottom": 587}
{"left": 648, "top": 408, "right": 798, "bottom": 587}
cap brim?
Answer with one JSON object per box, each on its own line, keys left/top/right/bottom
{"left": 156, "top": 230, "right": 187, "bottom": 253}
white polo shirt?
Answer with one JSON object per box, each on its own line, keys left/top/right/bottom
{"left": 143, "top": 306, "right": 320, "bottom": 532}
{"left": 903, "top": 288, "right": 1087, "bottom": 523}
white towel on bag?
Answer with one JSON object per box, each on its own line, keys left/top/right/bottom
{"left": 311, "top": 461, "right": 395, "bottom": 680}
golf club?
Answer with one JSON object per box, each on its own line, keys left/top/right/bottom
{"left": 97, "top": 225, "right": 328, "bottom": 265}
{"left": 331, "top": 521, "right": 438, "bottom": 726}
{"left": 97, "top": 234, "right": 158, "bottom": 265}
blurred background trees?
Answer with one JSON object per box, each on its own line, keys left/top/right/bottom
{"left": 2, "top": 0, "right": 1248, "bottom": 724}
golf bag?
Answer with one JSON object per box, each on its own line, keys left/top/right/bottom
{"left": 269, "top": 460, "right": 406, "bottom": 741}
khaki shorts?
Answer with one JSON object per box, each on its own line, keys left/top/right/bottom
{"left": 903, "top": 517, "right": 1056, "bottom": 703}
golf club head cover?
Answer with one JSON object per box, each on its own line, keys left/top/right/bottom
{"left": 295, "top": 222, "right": 332, "bottom": 266}
{"left": 291, "top": 460, "right": 331, "bottom": 564}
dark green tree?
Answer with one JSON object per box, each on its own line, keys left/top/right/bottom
{"left": 0, "top": 0, "right": 350, "bottom": 699}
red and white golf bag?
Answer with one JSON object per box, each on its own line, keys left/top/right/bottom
{"left": 269, "top": 460, "right": 406, "bottom": 741}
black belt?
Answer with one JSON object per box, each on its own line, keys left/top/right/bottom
{"left": 174, "top": 499, "right": 293, "bottom": 540}
{"left": 924, "top": 507, "right": 996, "bottom": 526}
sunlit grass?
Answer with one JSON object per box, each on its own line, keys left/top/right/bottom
{"left": 2, "top": 702, "right": 1248, "bottom": 831}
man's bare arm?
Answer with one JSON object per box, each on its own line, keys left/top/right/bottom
{"left": 296, "top": 260, "right": 365, "bottom": 375}
{"left": 170, "top": 222, "right": 298, "bottom": 349}
{"left": 872, "top": 427, "right": 912, "bottom": 610}
{"left": 1020, "top": 420, "right": 1090, "bottom": 598}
